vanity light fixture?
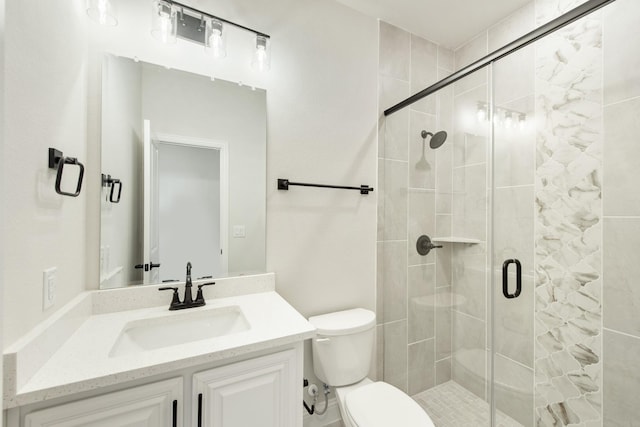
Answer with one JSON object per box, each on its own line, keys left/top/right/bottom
{"left": 151, "top": 0, "right": 178, "bottom": 44}
{"left": 476, "top": 102, "right": 528, "bottom": 131}
{"left": 149, "top": 0, "right": 271, "bottom": 71}
{"left": 206, "top": 18, "right": 227, "bottom": 59}
{"left": 86, "top": 0, "right": 117, "bottom": 26}
{"left": 252, "top": 35, "right": 271, "bottom": 72}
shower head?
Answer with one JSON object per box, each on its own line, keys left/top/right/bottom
{"left": 420, "top": 130, "right": 448, "bottom": 149}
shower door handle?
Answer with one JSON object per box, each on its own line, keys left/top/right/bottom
{"left": 502, "top": 259, "right": 522, "bottom": 299}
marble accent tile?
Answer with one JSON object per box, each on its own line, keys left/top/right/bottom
{"left": 437, "top": 46, "right": 454, "bottom": 72}
{"left": 409, "top": 111, "right": 437, "bottom": 190}
{"left": 379, "top": 21, "right": 410, "bottom": 81}
{"left": 603, "top": 97, "right": 640, "bottom": 216}
{"left": 603, "top": 0, "right": 640, "bottom": 104}
{"left": 382, "top": 240, "right": 407, "bottom": 322}
{"left": 494, "top": 185, "right": 534, "bottom": 271}
{"left": 603, "top": 330, "right": 640, "bottom": 425}
{"left": 603, "top": 218, "right": 640, "bottom": 336}
{"left": 494, "top": 96, "right": 535, "bottom": 188}
{"left": 408, "top": 189, "right": 436, "bottom": 266}
{"left": 535, "top": 0, "right": 589, "bottom": 25}
{"left": 384, "top": 320, "right": 408, "bottom": 392}
{"left": 495, "top": 353, "right": 535, "bottom": 427}
{"left": 408, "top": 339, "right": 436, "bottom": 395}
{"left": 410, "top": 35, "right": 438, "bottom": 114}
{"left": 435, "top": 358, "right": 451, "bottom": 386}
{"left": 534, "top": 5, "right": 603, "bottom": 425}
{"left": 408, "top": 264, "right": 436, "bottom": 343}
{"left": 382, "top": 159, "right": 407, "bottom": 241}
{"left": 435, "top": 287, "right": 452, "bottom": 360}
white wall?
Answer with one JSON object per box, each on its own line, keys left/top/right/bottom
{"left": 100, "top": 54, "right": 143, "bottom": 287}
{"left": 4, "top": 0, "right": 379, "bottom": 391}
{"left": 3, "top": 0, "right": 89, "bottom": 347}
{"left": 157, "top": 144, "right": 221, "bottom": 280}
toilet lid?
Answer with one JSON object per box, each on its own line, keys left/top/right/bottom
{"left": 345, "top": 382, "right": 434, "bottom": 427}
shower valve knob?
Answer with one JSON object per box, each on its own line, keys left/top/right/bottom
{"left": 416, "top": 235, "right": 442, "bottom": 256}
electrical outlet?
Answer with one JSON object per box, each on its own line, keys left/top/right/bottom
{"left": 43, "top": 267, "right": 57, "bottom": 310}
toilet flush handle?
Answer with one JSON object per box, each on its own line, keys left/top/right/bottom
{"left": 315, "top": 338, "right": 331, "bottom": 343}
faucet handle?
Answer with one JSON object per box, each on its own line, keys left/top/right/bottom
{"left": 159, "top": 286, "right": 181, "bottom": 309}
{"left": 195, "top": 282, "right": 216, "bottom": 303}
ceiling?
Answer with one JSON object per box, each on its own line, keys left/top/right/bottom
{"left": 333, "top": 0, "right": 531, "bottom": 49}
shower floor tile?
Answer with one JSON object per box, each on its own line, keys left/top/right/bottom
{"left": 413, "top": 381, "right": 522, "bottom": 427}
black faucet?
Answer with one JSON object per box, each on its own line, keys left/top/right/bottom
{"left": 158, "top": 262, "right": 215, "bottom": 310}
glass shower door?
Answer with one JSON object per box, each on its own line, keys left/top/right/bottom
{"left": 490, "top": 40, "right": 536, "bottom": 427}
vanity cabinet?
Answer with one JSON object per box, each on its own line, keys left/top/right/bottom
{"left": 193, "top": 348, "right": 297, "bottom": 427}
{"left": 12, "top": 347, "right": 302, "bottom": 427}
{"left": 23, "top": 378, "right": 183, "bottom": 427}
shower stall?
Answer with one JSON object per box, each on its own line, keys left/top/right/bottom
{"left": 377, "top": 0, "right": 639, "bottom": 425}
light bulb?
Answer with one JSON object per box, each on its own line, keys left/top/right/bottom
{"left": 151, "top": 1, "right": 177, "bottom": 44}
{"left": 504, "top": 112, "right": 513, "bottom": 129}
{"left": 477, "top": 106, "right": 487, "bottom": 122}
{"left": 519, "top": 114, "right": 527, "bottom": 130}
{"left": 206, "top": 19, "right": 226, "bottom": 59}
{"left": 86, "top": 0, "right": 117, "bottom": 26}
{"left": 252, "top": 35, "right": 270, "bottom": 72}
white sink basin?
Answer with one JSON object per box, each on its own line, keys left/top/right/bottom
{"left": 109, "top": 306, "right": 250, "bottom": 357}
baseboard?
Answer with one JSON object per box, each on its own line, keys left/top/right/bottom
{"left": 302, "top": 396, "right": 342, "bottom": 427}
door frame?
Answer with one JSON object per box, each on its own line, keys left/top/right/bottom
{"left": 144, "top": 120, "right": 229, "bottom": 280}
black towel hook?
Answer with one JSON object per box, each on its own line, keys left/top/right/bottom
{"left": 48, "top": 148, "right": 84, "bottom": 197}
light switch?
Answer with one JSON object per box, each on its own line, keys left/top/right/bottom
{"left": 233, "top": 225, "right": 246, "bottom": 238}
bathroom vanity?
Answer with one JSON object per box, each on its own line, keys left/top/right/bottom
{"left": 3, "top": 273, "right": 315, "bottom": 427}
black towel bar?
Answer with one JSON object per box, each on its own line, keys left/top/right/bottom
{"left": 278, "top": 178, "right": 373, "bottom": 195}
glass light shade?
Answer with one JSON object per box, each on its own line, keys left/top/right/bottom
{"left": 252, "top": 35, "right": 271, "bottom": 72}
{"left": 86, "top": 0, "right": 117, "bottom": 26}
{"left": 151, "top": 0, "right": 178, "bottom": 44}
{"left": 205, "top": 19, "right": 227, "bottom": 59}
{"left": 504, "top": 112, "right": 514, "bottom": 129}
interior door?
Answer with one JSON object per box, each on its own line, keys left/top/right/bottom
{"left": 143, "top": 119, "right": 161, "bottom": 284}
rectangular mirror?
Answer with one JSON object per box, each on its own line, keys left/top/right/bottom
{"left": 100, "top": 54, "right": 266, "bottom": 288}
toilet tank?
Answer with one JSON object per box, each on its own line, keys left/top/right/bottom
{"left": 308, "top": 308, "right": 376, "bottom": 387}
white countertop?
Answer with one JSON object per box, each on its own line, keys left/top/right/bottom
{"left": 3, "top": 274, "right": 316, "bottom": 408}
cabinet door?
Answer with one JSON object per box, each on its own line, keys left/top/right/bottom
{"left": 193, "top": 349, "right": 297, "bottom": 427}
{"left": 24, "top": 377, "right": 183, "bottom": 427}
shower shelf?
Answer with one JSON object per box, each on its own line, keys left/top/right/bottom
{"left": 432, "top": 237, "right": 481, "bottom": 244}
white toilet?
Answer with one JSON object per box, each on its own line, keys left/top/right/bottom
{"left": 309, "top": 308, "right": 435, "bottom": 427}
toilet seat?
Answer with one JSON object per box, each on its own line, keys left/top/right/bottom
{"left": 344, "top": 381, "right": 434, "bottom": 427}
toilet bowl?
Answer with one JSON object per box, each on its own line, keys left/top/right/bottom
{"left": 309, "top": 309, "right": 434, "bottom": 427}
